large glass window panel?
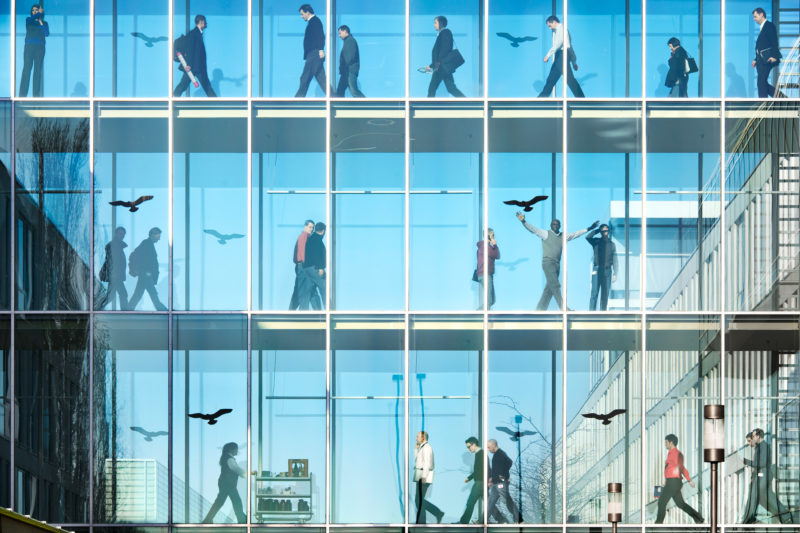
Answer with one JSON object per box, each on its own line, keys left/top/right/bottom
{"left": 488, "top": 1, "right": 561, "bottom": 97}
{"left": 173, "top": 0, "right": 247, "bottom": 97}
{"left": 331, "top": 316, "right": 405, "bottom": 523}
{"left": 174, "top": 102, "right": 248, "bottom": 311}
{"left": 725, "top": 315, "right": 800, "bottom": 524}
{"left": 172, "top": 315, "right": 248, "bottom": 524}
{"left": 14, "top": 315, "right": 89, "bottom": 523}
{"left": 332, "top": 103, "right": 405, "bottom": 310}
{"left": 0, "top": 318, "right": 8, "bottom": 509}
{"left": 332, "top": 1, "right": 404, "bottom": 98}
{"left": 724, "top": 102, "right": 799, "bottom": 312}
{"left": 566, "top": 102, "right": 641, "bottom": 311}
{"left": 409, "top": 317, "right": 483, "bottom": 524}
{"left": 94, "top": 0, "right": 168, "bottom": 97}
{"left": 0, "top": 101, "right": 9, "bottom": 309}
{"left": 253, "top": 103, "right": 326, "bottom": 311}
{"left": 15, "top": 0, "right": 89, "bottom": 97}
{"left": 645, "top": 0, "right": 721, "bottom": 97}
{"left": 94, "top": 103, "right": 169, "bottom": 312}
{"left": 566, "top": 316, "right": 641, "bottom": 524}
{"left": 566, "top": 0, "right": 642, "bottom": 97}
{"left": 15, "top": 103, "right": 90, "bottom": 310}
{"left": 0, "top": 0, "right": 9, "bottom": 96}
{"left": 644, "top": 315, "right": 720, "bottom": 525}
{"left": 646, "top": 103, "right": 722, "bottom": 312}
{"left": 410, "top": 2, "right": 482, "bottom": 98}
{"left": 488, "top": 316, "right": 563, "bottom": 524}
{"left": 92, "top": 315, "right": 169, "bottom": 524}
{"left": 253, "top": 2, "right": 328, "bottom": 97}
{"left": 410, "top": 103, "right": 483, "bottom": 310}
{"left": 251, "top": 316, "right": 326, "bottom": 524}
{"left": 488, "top": 103, "right": 563, "bottom": 312}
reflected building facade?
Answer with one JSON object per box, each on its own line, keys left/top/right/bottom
{"left": 0, "top": 0, "right": 799, "bottom": 531}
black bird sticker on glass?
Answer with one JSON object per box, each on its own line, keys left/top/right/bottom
{"left": 495, "top": 426, "right": 538, "bottom": 442}
{"left": 503, "top": 195, "right": 549, "bottom": 212}
{"left": 581, "top": 408, "right": 627, "bottom": 425}
{"left": 496, "top": 32, "right": 537, "bottom": 48}
{"left": 131, "top": 32, "right": 168, "bottom": 48}
{"left": 188, "top": 408, "right": 233, "bottom": 425}
{"left": 109, "top": 195, "right": 154, "bottom": 212}
{"left": 203, "top": 229, "right": 245, "bottom": 245}
{"left": 130, "top": 426, "right": 169, "bottom": 441}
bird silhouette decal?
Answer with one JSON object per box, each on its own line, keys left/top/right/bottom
{"left": 503, "top": 195, "right": 549, "bottom": 212}
{"left": 130, "top": 426, "right": 169, "bottom": 442}
{"left": 581, "top": 408, "right": 627, "bottom": 425}
{"left": 188, "top": 408, "right": 233, "bottom": 425}
{"left": 131, "top": 32, "right": 168, "bottom": 47}
{"left": 109, "top": 195, "right": 154, "bottom": 212}
{"left": 495, "top": 426, "right": 538, "bottom": 442}
{"left": 204, "top": 229, "right": 245, "bottom": 245}
{"left": 496, "top": 32, "right": 538, "bottom": 47}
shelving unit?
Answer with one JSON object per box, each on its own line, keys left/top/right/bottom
{"left": 254, "top": 474, "right": 313, "bottom": 523}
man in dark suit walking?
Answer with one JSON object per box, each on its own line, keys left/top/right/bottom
{"left": 487, "top": 439, "right": 521, "bottom": 523}
{"left": 174, "top": 14, "right": 217, "bottom": 97}
{"left": 296, "top": 4, "right": 326, "bottom": 97}
{"left": 459, "top": 437, "right": 484, "bottom": 523}
{"left": 751, "top": 7, "right": 782, "bottom": 98}
{"left": 743, "top": 428, "right": 794, "bottom": 523}
{"left": 423, "top": 16, "right": 465, "bottom": 97}
{"left": 335, "top": 25, "right": 364, "bottom": 97}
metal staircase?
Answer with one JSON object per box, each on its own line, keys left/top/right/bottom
{"left": 775, "top": 4, "right": 800, "bottom": 97}
{"left": 775, "top": 352, "right": 800, "bottom": 515}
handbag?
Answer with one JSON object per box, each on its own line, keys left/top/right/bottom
{"left": 441, "top": 48, "right": 465, "bottom": 75}
{"left": 685, "top": 56, "right": 698, "bottom": 74}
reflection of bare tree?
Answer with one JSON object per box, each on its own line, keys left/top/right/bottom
{"left": 16, "top": 117, "right": 90, "bottom": 310}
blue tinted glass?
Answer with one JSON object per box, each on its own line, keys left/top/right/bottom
{"left": 16, "top": 0, "right": 89, "bottom": 97}
{"left": 0, "top": 101, "right": 9, "bottom": 309}
{"left": 0, "top": 0, "right": 10, "bottom": 96}
{"left": 95, "top": 0, "right": 168, "bottom": 97}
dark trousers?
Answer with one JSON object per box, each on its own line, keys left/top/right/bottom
{"left": 589, "top": 268, "right": 612, "bottom": 311}
{"left": 19, "top": 44, "right": 45, "bottom": 97}
{"left": 488, "top": 482, "right": 520, "bottom": 523}
{"left": 203, "top": 485, "right": 246, "bottom": 523}
{"left": 128, "top": 272, "right": 167, "bottom": 311}
{"left": 655, "top": 478, "right": 703, "bottom": 524}
{"left": 296, "top": 53, "right": 327, "bottom": 97}
{"left": 428, "top": 69, "right": 465, "bottom": 97}
{"left": 174, "top": 69, "right": 217, "bottom": 97}
{"left": 290, "top": 263, "right": 321, "bottom": 310}
{"left": 539, "top": 49, "right": 584, "bottom": 97}
{"left": 335, "top": 71, "right": 365, "bottom": 97}
{"left": 415, "top": 481, "right": 443, "bottom": 523}
{"left": 98, "top": 280, "right": 129, "bottom": 310}
{"left": 669, "top": 77, "right": 688, "bottom": 97}
{"left": 459, "top": 482, "right": 483, "bottom": 523}
{"left": 755, "top": 59, "right": 779, "bottom": 98}
{"left": 299, "top": 267, "right": 326, "bottom": 310}
{"left": 744, "top": 475, "right": 794, "bottom": 523}
{"left": 536, "top": 259, "right": 563, "bottom": 310}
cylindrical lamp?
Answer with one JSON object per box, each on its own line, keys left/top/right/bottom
{"left": 703, "top": 404, "right": 725, "bottom": 463}
{"left": 607, "top": 483, "right": 622, "bottom": 524}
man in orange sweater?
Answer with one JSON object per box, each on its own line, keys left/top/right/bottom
{"left": 655, "top": 433, "right": 704, "bottom": 524}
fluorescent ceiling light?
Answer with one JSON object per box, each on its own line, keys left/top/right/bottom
{"left": 725, "top": 110, "right": 798, "bottom": 119}
{"left": 256, "top": 321, "right": 325, "bottom": 330}
{"left": 256, "top": 109, "right": 326, "bottom": 118}
{"left": 491, "top": 109, "right": 563, "bottom": 118}
{"left": 99, "top": 109, "right": 169, "bottom": 118}
{"left": 648, "top": 110, "right": 720, "bottom": 119}
{"left": 648, "top": 321, "right": 718, "bottom": 330}
{"left": 489, "top": 321, "right": 562, "bottom": 330}
{"left": 23, "top": 109, "right": 91, "bottom": 118}
{"left": 412, "top": 321, "right": 483, "bottom": 330}
{"left": 570, "top": 109, "right": 641, "bottom": 119}
{"left": 728, "top": 322, "right": 798, "bottom": 331}
{"left": 333, "top": 321, "right": 404, "bottom": 330}
{"left": 413, "top": 109, "right": 484, "bottom": 119}
{"left": 177, "top": 109, "right": 247, "bottom": 118}
{"left": 570, "top": 321, "right": 641, "bottom": 330}
{"left": 334, "top": 109, "right": 405, "bottom": 119}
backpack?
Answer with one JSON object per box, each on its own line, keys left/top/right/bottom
{"left": 173, "top": 34, "right": 188, "bottom": 61}
{"left": 128, "top": 247, "right": 140, "bottom": 277}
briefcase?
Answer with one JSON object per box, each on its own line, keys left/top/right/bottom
{"left": 441, "top": 49, "right": 465, "bottom": 74}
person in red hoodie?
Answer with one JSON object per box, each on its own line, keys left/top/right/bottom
{"left": 476, "top": 228, "right": 500, "bottom": 309}
{"left": 656, "top": 433, "right": 704, "bottom": 523}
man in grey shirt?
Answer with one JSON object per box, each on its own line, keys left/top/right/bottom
{"left": 517, "top": 212, "right": 598, "bottom": 310}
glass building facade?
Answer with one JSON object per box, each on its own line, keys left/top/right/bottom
{"left": 0, "top": 0, "right": 799, "bottom": 531}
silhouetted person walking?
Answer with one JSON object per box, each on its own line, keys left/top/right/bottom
{"left": 414, "top": 431, "right": 444, "bottom": 524}
{"left": 335, "top": 25, "right": 364, "bottom": 97}
{"left": 741, "top": 432, "right": 758, "bottom": 522}
{"left": 751, "top": 7, "right": 782, "bottom": 98}
{"left": 296, "top": 4, "right": 326, "bottom": 97}
{"left": 19, "top": 4, "right": 49, "bottom": 97}
{"left": 487, "top": 439, "right": 520, "bottom": 523}
{"left": 128, "top": 227, "right": 167, "bottom": 311}
{"left": 203, "top": 442, "right": 247, "bottom": 524}
{"left": 299, "top": 222, "right": 326, "bottom": 309}
{"left": 459, "top": 437, "right": 484, "bottom": 523}
{"left": 665, "top": 37, "right": 689, "bottom": 97}
{"left": 289, "top": 220, "right": 319, "bottom": 310}
{"left": 538, "top": 16, "right": 583, "bottom": 97}
{"left": 98, "top": 226, "right": 130, "bottom": 310}
{"left": 743, "top": 428, "right": 793, "bottom": 523}
{"left": 655, "top": 434, "right": 703, "bottom": 524}
{"left": 476, "top": 228, "right": 500, "bottom": 310}
{"left": 424, "top": 16, "right": 465, "bottom": 97}
{"left": 174, "top": 15, "right": 217, "bottom": 97}
{"left": 586, "top": 223, "right": 617, "bottom": 310}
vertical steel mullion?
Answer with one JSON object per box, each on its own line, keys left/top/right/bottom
{"left": 403, "top": 0, "right": 410, "bottom": 522}
{"left": 718, "top": 0, "right": 727, "bottom": 517}
{"left": 325, "top": 0, "right": 333, "bottom": 528}
{"left": 481, "top": 1, "right": 489, "bottom": 525}
{"left": 560, "top": 77, "right": 568, "bottom": 531}
{"left": 9, "top": 0, "right": 14, "bottom": 97}
{"left": 87, "top": 0, "right": 97, "bottom": 506}
{"left": 8, "top": 97, "right": 15, "bottom": 512}
{"left": 246, "top": 313, "right": 252, "bottom": 527}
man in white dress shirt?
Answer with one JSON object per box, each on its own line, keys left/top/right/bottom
{"left": 414, "top": 431, "right": 445, "bottom": 523}
{"left": 538, "top": 15, "right": 584, "bottom": 97}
